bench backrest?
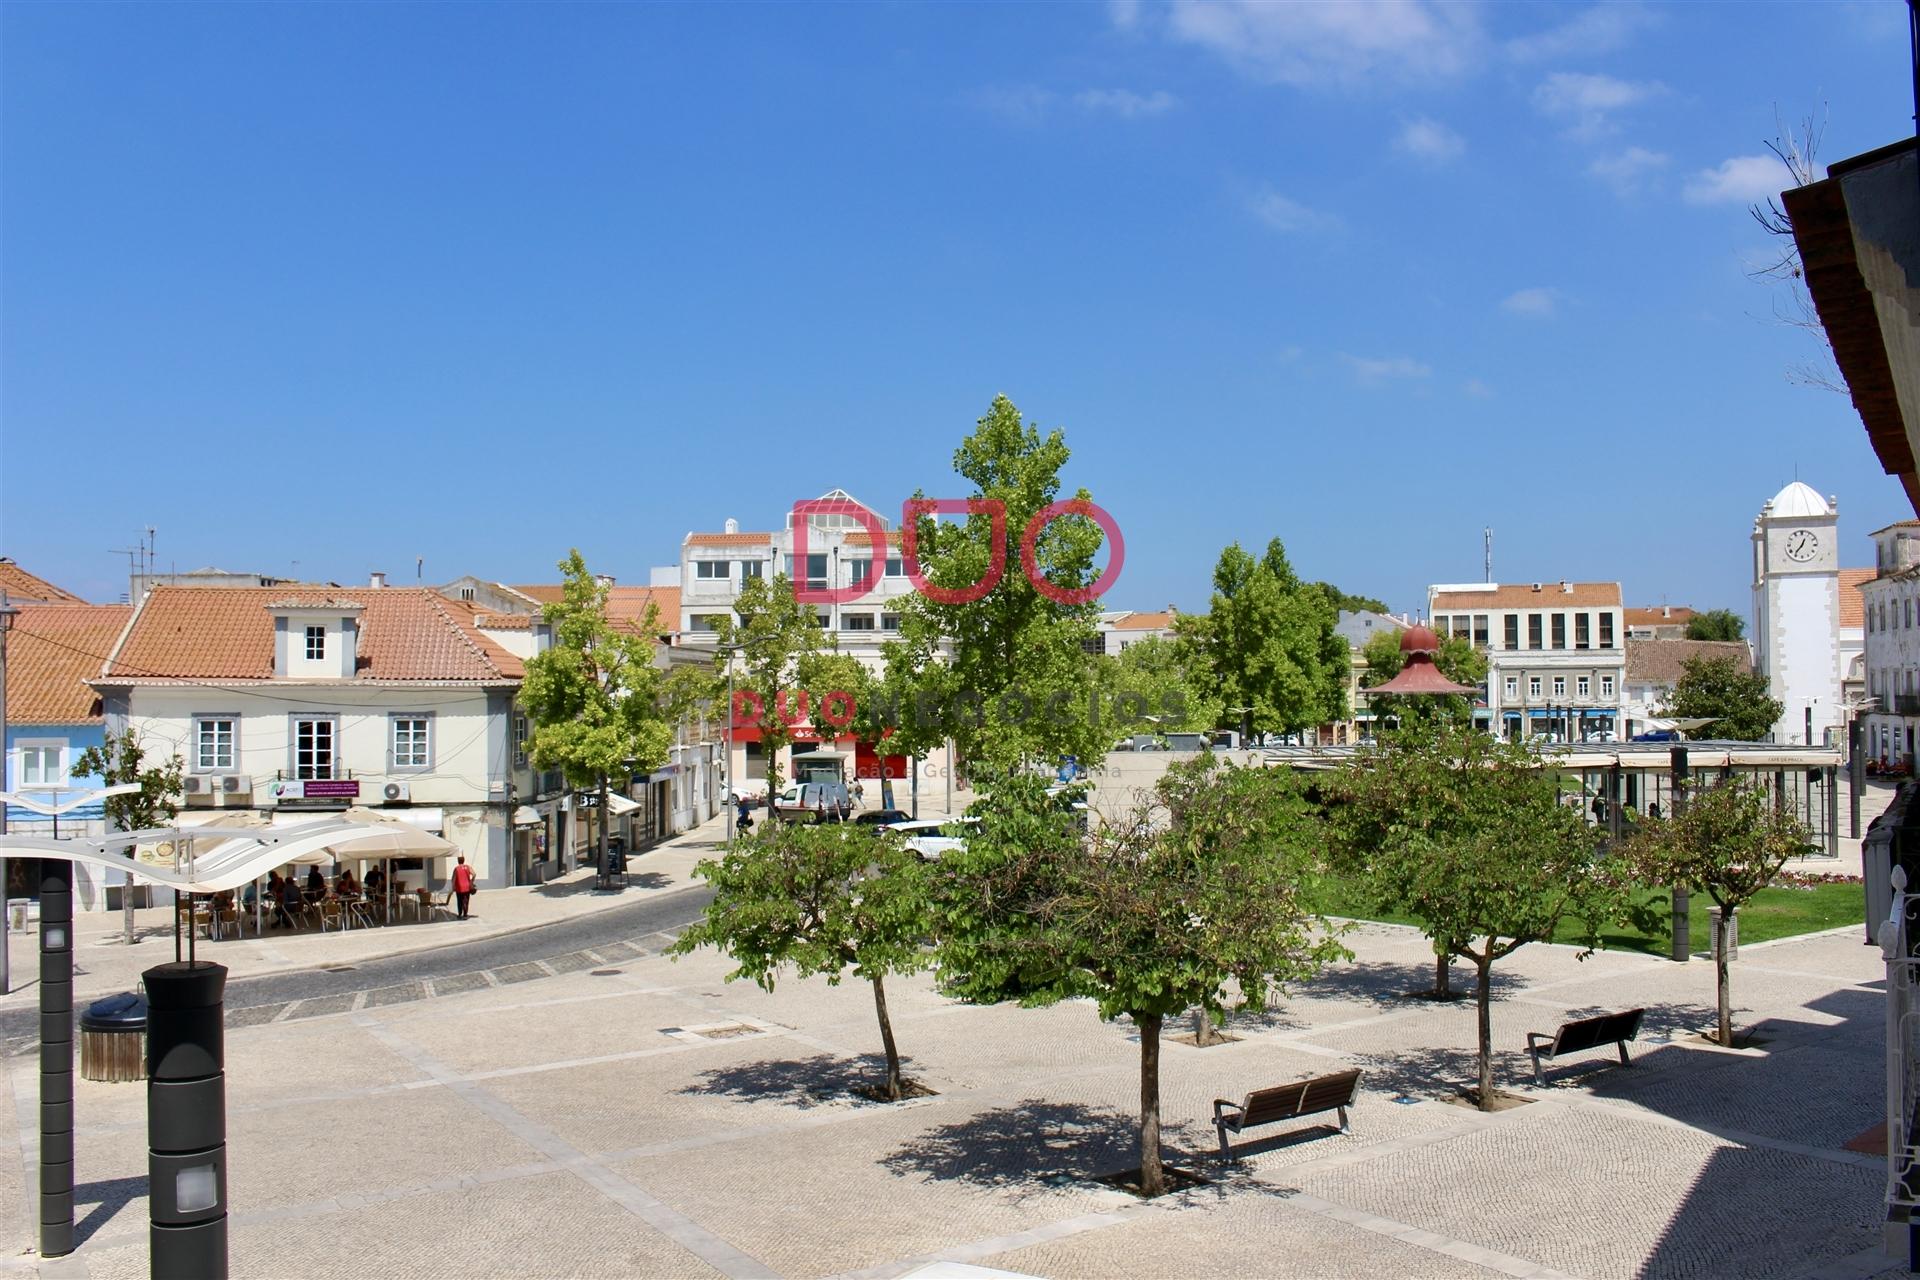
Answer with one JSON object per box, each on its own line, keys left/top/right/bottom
{"left": 1241, "top": 1069, "right": 1362, "bottom": 1125}
{"left": 1553, "top": 1008, "right": 1644, "bottom": 1055}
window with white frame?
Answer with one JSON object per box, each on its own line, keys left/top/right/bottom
{"left": 304, "top": 625, "right": 326, "bottom": 660}
{"left": 392, "top": 716, "right": 430, "bottom": 769}
{"left": 1504, "top": 676, "right": 1518, "bottom": 698}
{"left": 1601, "top": 674, "right": 1614, "bottom": 698}
{"left": 17, "top": 741, "right": 63, "bottom": 788}
{"left": 845, "top": 557, "right": 873, "bottom": 585}
{"left": 514, "top": 714, "right": 529, "bottom": 767}
{"left": 843, "top": 613, "right": 875, "bottom": 631}
{"left": 740, "top": 560, "right": 763, "bottom": 580}
{"left": 1552, "top": 676, "right": 1566, "bottom": 697}
{"left": 1529, "top": 676, "right": 1542, "bottom": 698}
{"left": 695, "top": 560, "right": 729, "bottom": 580}
{"left": 884, "top": 557, "right": 905, "bottom": 578}
{"left": 195, "top": 718, "right": 236, "bottom": 771}
{"left": 881, "top": 612, "right": 901, "bottom": 631}
{"left": 294, "top": 719, "right": 336, "bottom": 780}
{"left": 1577, "top": 676, "right": 1590, "bottom": 698}
{"left": 690, "top": 614, "right": 724, "bottom": 632}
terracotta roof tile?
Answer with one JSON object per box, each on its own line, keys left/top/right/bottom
{"left": 508, "top": 584, "right": 565, "bottom": 604}
{"left": 4, "top": 605, "right": 131, "bottom": 723}
{"left": 683, "top": 533, "right": 775, "bottom": 547}
{"left": 1431, "top": 582, "right": 1622, "bottom": 608}
{"left": 1625, "top": 639, "right": 1751, "bottom": 686}
{"left": 1623, "top": 607, "right": 1697, "bottom": 628}
{"left": 504, "top": 585, "right": 680, "bottom": 634}
{"left": 0, "top": 558, "right": 84, "bottom": 604}
{"left": 1840, "top": 568, "right": 1873, "bottom": 629}
{"left": 1113, "top": 610, "right": 1176, "bottom": 631}
{"left": 102, "top": 587, "right": 521, "bottom": 683}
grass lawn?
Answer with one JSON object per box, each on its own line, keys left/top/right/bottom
{"left": 1309, "top": 876, "right": 1866, "bottom": 958}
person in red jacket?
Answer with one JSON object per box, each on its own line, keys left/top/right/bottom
{"left": 451, "top": 856, "right": 476, "bottom": 920}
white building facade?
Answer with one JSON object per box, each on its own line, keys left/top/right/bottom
{"left": 1861, "top": 520, "right": 1920, "bottom": 769}
{"left": 1429, "top": 582, "right": 1625, "bottom": 742}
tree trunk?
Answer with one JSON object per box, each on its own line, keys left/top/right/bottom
{"left": 1138, "top": 1011, "right": 1165, "bottom": 1196}
{"left": 122, "top": 865, "right": 138, "bottom": 945}
{"left": 1475, "top": 959, "right": 1495, "bottom": 1111}
{"left": 1716, "top": 906, "right": 1735, "bottom": 1047}
{"left": 597, "top": 773, "right": 610, "bottom": 886}
{"left": 1434, "top": 944, "right": 1451, "bottom": 999}
{"left": 1191, "top": 1006, "right": 1225, "bottom": 1047}
{"left": 872, "top": 972, "right": 903, "bottom": 1101}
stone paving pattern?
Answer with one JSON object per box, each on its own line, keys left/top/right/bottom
{"left": 0, "top": 909, "right": 1895, "bottom": 1278}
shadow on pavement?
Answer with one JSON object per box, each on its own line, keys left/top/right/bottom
{"left": 680, "top": 1052, "right": 916, "bottom": 1108}
{"left": 1288, "top": 959, "right": 1527, "bottom": 1005}
{"left": 535, "top": 871, "right": 672, "bottom": 898}
{"left": 881, "top": 1099, "right": 1201, "bottom": 1199}
{"left": 73, "top": 1174, "right": 146, "bottom": 1247}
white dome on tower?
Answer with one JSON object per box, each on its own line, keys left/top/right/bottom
{"left": 1766, "top": 481, "right": 1832, "bottom": 519}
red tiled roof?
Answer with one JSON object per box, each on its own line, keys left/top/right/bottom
{"left": 1113, "top": 610, "right": 1176, "bottom": 631}
{"left": 1623, "top": 607, "right": 1697, "bottom": 628}
{"left": 505, "top": 585, "right": 680, "bottom": 634}
{"left": 1625, "top": 639, "right": 1751, "bottom": 686}
{"left": 101, "top": 587, "right": 522, "bottom": 683}
{"left": 1841, "top": 567, "right": 1874, "bottom": 628}
{"left": 4, "top": 605, "right": 131, "bottom": 723}
{"left": 684, "top": 533, "right": 775, "bottom": 547}
{"left": 1431, "top": 582, "right": 1622, "bottom": 608}
{"left": 0, "top": 558, "right": 84, "bottom": 604}
{"left": 472, "top": 612, "right": 535, "bottom": 630}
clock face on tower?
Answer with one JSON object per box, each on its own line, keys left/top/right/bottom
{"left": 1785, "top": 528, "right": 1820, "bottom": 562}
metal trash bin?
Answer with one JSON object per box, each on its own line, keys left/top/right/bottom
{"left": 79, "top": 992, "right": 148, "bottom": 1083}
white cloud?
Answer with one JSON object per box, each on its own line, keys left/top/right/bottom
{"left": 970, "top": 85, "right": 1055, "bottom": 125}
{"left": 1587, "top": 145, "right": 1669, "bottom": 196}
{"left": 1247, "top": 188, "right": 1340, "bottom": 233}
{"left": 1074, "top": 88, "right": 1179, "bottom": 118}
{"left": 1343, "top": 353, "right": 1432, "bottom": 381}
{"left": 1107, "top": 0, "right": 1145, "bottom": 30}
{"left": 1395, "top": 116, "right": 1465, "bottom": 164}
{"left": 1278, "top": 344, "right": 1304, "bottom": 364}
{"left": 1532, "top": 71, "right": 1663, "bottom": 140}
{"left": 1500, "top": 287, "right": 1560, "bottom": 316}
{"left": 1166, "top": 0, "right": 1483, "bottom": 88}
{"left": 1683, "top": 154, "right": 1786, "bottom": 205}
{"left": 1463, "top": 377, "right": 1494, "bottom": 398}
{"left": 1505, "top": 3, "right": 1658, "bottom": 62}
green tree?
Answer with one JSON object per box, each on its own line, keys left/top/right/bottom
{"left": 71, "top": 730, "right": 184, "bottom": 943}
{"left": 712, "top": 572, "right": 828, "bottom": 808}
{"left": 1095, "top": 635, "right": 1221, "bottom": 736}
{"left": 1183, "top": 540, "right": 1348, "bottom": 744}
{"left": 882, "top": 394, "right": 1110, "bottom": 780}
{"left": 1664, "top": 654, "right": 1780, "bottom": 741}
{"left": 1684, "top": 609, "right": 1746, "bottom": 642}
{"left": 520, "top": 551, "right": 675, "bottom": 878}
{"left": 1324, "top": 726, "right": 1635, "bottom": 1108}
{"left": 1313, "top": 583, "right": 1390, "bottom": 615}
{"left": 933, "top": 762, "right": 1346, "bottom": 1194}
{"left": 1359, "top": 628, "right": 1488, "bottom": 732}
{"left": 1625, "top": 778, "right": 1810, "bottom": 1046}
{"left": 670, "top": 822, "right": 932, "bottom": 1099}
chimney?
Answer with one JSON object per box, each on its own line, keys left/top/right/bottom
{"left": 595, "top": 574, "right": 616, "bottom": 589}
{"left": 1560, "top": 580, "right": 1571, "bottom": 593}
{"left": 1661, "top": 605, "right": 1670, "bottom": 618}
{"left": 369, "top": 571, "right": 387, "bottom": 589}
{"left": 724, "top": 517, "right": 739, "bottom": 534}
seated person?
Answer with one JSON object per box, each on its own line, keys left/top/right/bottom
{"left": 337, "top": 869, "right": 360, "bottom": 898}
{"left": 275, "top": 874, "right": 302, "bottom": 927}
{"left": 306, "top": 866, "right": 326, "bottom": 899}
{"left": 365, "top": 867, "right": 386, "bottom": 896}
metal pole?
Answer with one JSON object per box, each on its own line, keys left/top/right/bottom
{"left": 944, "top": 740, "right": 952, "bottom": 815}
{"left": 40, "top": 859, "right": 75, "bottom": 1256}
{"left": 145, "top": 959, "right": 229, "bottom": 1278}
{"left": 1851, "top": 715, "right": 1865, "bottom": 838}
{"left": 1, "top": 591, "right": 10, "bottom": 997}
{"left": 725, "top": 658, "right": 735, "bottom": 844}
{"left": 1670, "top": 745, "right": 1691, "bottom": 963}
{"left": 1826, "top": 765, "right": 1839, "bottom": 857}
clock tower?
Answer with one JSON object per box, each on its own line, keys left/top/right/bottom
{"left": 1751, "top": 480, "right": 1842, "bottom": 744}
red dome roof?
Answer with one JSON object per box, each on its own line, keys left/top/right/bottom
{"left": 1399, "top": 624, "right": 1441, "bottom": 654}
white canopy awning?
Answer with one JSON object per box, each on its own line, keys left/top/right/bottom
{"left": 606, "top": 792, "right": 641, "bottom": 815}
{"left": 0, "top": 819, "right": 413, "bottom": 895}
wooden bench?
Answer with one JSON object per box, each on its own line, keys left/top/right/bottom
{"left": 1213, "top": 1069, "right": 1361, "bottom": 1158}
{"left": 1526, "top": 1008, "right": 1644, "bottom": 1084}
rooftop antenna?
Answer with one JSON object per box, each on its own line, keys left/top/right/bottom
{"left": 416, "top": 555, "right": 423, "bottom": 583}
{"left": 1483, "top": 527, "right": 1493, "bottom": 584}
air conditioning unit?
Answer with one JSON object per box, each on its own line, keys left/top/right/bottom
{"left": 383, "top": 781, "right": 411, "bottom": 803}
{"left": 221, "top": 774, "right": 252, "bottom": 795}
{"left": 182, "top": 776, "right": 207, "bottom": 795}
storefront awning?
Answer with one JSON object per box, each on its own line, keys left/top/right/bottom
{"left": 512, "top": 805, "right": 543, "bottom": 827}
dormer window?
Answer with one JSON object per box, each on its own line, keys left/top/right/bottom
{"left": 304, "top": 625, "right": 326, "bottom": 660}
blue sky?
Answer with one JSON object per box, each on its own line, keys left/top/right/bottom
{"left": 2, "top": 1, "right": 1913, "bottom": 617}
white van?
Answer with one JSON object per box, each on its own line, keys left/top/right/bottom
{"left": 772, "top": 781, "right": 853, "bottom": 823}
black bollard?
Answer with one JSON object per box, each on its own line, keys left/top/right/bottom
{"left": 144, "top": 961, "right": 228, "bottom": 1280}
{"left": 1669, "top": 746, "right": 1690, "bottom": 964}
{"left": 40, "top": 860, "right": 74, "bottom": 1257}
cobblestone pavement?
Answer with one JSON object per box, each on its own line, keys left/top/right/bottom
{"left": 0, "top": 916, "right": 1894, "bottom": 1279}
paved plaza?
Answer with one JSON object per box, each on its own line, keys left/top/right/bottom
{"left": 0, "top": 900, "right": 1898, "bottom": 1279}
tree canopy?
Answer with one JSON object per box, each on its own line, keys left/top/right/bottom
{"left": 1664, "top": 654, "right": 1779, "bottom": 741}
{"left": 1182, "top": 539, "right": 1349, "bottom": 743}
{"left": 1684, "top": 609, "right": 1746, "bottom": 642}
{"left": 712, "top": 571, "right": 829, "bottom": 802}
{"left": 1358, "top": 627, "right": 1487, "bottom": 732}
{"left": 1095, "top": 635, "right": 1221, "bottom": 736}
{"left": 932, "top": 762, "right": 1346, "bottom": 1192}
{"left": 1313, "top": 583, "right": 1391, "bottom": 615}
{"left": 881, "top": 394, "right": 1110, "bottom": 778}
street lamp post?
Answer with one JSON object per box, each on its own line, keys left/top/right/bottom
{"left": 1, "top": 590, "right": 16, "bottom": 996}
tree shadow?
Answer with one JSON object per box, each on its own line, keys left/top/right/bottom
{"left": 880, "top": 1099, "right": 1202, "bottom": 1200}
{"left": 535, "top": 871, "right": 671, "bottom": 898}
{"left": 1290, "top": 959, "right": 1526, "bottom": 1005}
{"left": 679, "top": 1052, "right": 915, "bottom": 1108}
{"left": 74, "top": 1174, "right": 146, "bottom": 1246}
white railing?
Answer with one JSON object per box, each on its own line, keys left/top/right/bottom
{"left": 1879, "top": 865, "right": 1920, "bottom": 1239}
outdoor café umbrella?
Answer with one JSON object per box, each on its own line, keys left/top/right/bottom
{"left": 328, "top": 808, "right": 460, "bottom": 922}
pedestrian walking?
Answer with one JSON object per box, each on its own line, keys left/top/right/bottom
{"left": 452, "top": 855, "right": 476, "bottom": 920}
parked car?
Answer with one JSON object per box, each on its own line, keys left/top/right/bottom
{"left": 1631, "top": 730, "right": 1679, "bottom": 742}
{"left": 772, "top": 781, "right": 853, "bottom": 822}
{"left": 728, "top": 779, "right": 770, "bottom": 809}
{"left": 853, "top": 808, "right": 912, "bottom": 829}
{"left": 883, "top": 816, "right": 978, "bottom": 861}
